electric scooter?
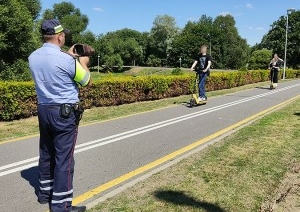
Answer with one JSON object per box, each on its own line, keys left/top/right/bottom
{"left": 190, "top": 73, "right": 207, "bottom": 108}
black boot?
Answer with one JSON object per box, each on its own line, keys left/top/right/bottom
{"left": 50, "top": 205, "right": 86, "bottom": 212}
{"left": 70, "top": 206, "right": 86, "bottom": 212}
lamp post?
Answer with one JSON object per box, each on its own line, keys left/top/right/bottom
{"left": 179, "top": 57, "right": 182, "bottom": 68}
{"left": 207, "top": 33, "right": 212, "bottom": 55}
{"left": 283, "top": 8, "right": 296, "bottom": 80}
{"left": 97, "top": 55, "right": 100, "bottom": 73}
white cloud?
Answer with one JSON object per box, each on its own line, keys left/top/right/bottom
{"left": 255, "top": 27, "right": 264, "bottom": 31}
{"left": 246, "top": 25, "right": 264, "bottom": 31}
{"left": 246, "top": 3, "right": 254, "bottom": 9}
{"left": 219, "top": 11, "right": 231, "bottom": 16}
{"left": 93, "top": 7, "right": 103, "bottom": 12}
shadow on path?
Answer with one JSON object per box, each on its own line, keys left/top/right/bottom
{"left": 255, "top": 86, "right": 271, "bottom": 90}
{"left": 179, "top": 101, "right": 194, "bottom": 108}
{"left": 154, "top": 190, "right": 226, "bottom": 212}
{"left": 20, "top": 166, "right": 39, "bottom": 196}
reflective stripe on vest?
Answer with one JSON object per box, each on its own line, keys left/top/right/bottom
{"left": 74, "top": 60, "right": 90, "bottom": 86}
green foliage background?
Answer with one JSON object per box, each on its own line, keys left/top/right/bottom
{"left": 1, "top": 1, "right": 300, "bottom": 79}
{"left": 0, "top": 0, "right": 41, "bottom": 80}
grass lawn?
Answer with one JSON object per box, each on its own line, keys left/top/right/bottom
{"left": 90, "top": 67, "right": 236, "bottom": 80}
{"left": 89, "top": 67, "right": 191, "bottom": 80}
{"left": 0, "top": 80, "right": 272, "bottom": 143}
{"left": 87, "top": 92, "right": 300, "bottom": 212}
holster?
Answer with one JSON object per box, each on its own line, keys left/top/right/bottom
{"left": 60, "top": 103, "right": 84, "bottom": 125}
{"left": 60, "top": 104, "right": 73, "bottom": 118}
{"left": 73, "top": 103, "right": 84, "bottom": 125}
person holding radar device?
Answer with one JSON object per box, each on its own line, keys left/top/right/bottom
{"left": 28, "top": 19, "right": 94, "bottom": 212}
{"left": 190, "top": 45, "right": 212, "bottom": 106}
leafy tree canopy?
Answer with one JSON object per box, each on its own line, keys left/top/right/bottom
{"left": 42, "top": 1, "right": 89, "bottom": 46}
{"left": 259, "top": 11, "right": 300, "bottom": 68}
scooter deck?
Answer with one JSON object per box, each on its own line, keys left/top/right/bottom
{"left": 270, "top": 83, "right": 277, "bottom": 90}
{"left": 192, "top": 94, "right": 207, "bottom": 105}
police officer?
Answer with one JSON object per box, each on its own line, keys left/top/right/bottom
{"left": 28, "top": 19, "right": 92, "bottom": 212}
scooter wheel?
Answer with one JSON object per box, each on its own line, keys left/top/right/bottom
{"left": 190, "top": 99, "right": 195, "bottom": 107}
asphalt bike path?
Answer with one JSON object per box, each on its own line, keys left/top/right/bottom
{"left": 1, "top": 79, "right": 300, "bottom": 212}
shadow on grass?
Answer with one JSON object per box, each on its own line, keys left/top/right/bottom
{"left": 154, "top": 190, "right": 226, "bottom": 212}
{"left": 21, "top": 166, "right": 39, "bottom": 196}
{"left": 294, "top": 112, "right": 300, "bottom": 116}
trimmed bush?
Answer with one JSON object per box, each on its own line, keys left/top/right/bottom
{"left": 79, "top": 75, "right": 193, "bottom": 108}
{"left": 0, "top": 69, "right": 299, "bottom": 121}
{"left": 171, "top": 68, "right": 184, "bottom": 75}
{"left": 0, "top": 82, "right": 37, "bottom": 120}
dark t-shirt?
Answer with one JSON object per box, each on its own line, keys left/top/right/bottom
{"left": 195, "top": 53, "right": 212, "bottom": 70}
{"left": 269, "top": 59, "right": 283, "bottom": 69}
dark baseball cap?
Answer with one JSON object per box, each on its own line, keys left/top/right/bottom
{"left": 41, "top": 19, "right": 70, "bottom": 35}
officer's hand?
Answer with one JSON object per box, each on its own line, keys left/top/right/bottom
{"left": 79, "top": 56, "right": 90, "bottom": 67}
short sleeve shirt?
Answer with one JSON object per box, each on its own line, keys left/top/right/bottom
{"left": 195, "top": 53, "right": 212, "bottom": 70}
{"left": 269, "top": 59, "right": 283, "bottom": 69}
{"left": 29, "top": 43, "right": 89, "bottom": 104}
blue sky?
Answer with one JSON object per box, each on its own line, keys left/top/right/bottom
{"left": 41, "top": 0, "right": 300, "bottom": 46}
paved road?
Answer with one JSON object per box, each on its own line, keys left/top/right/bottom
{"left": 1, "top": 80, "right": 300, "bottom": 212}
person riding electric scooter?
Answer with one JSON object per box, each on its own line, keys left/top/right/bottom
{"left": 269, "top": 53, "right": 284, "bottom": 89}
{"left": 190, "top": 45, "right": 212, "bottom": 105}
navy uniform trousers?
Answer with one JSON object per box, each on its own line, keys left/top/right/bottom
{"left": 37, "top": 104, "right": 78, "bottom": 212}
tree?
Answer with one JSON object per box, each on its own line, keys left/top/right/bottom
{"left": 212, "top": 15, "right": 249, "bottom": 69}
{"left": 170, "top": 15, "right": 213, "bottom": 68}
{"left": 42, "top": 1, "right": 89, "bottom": 46}
{"left": 149, "top": 15, "right": 180, "bottom": 64}
{"left": 21, "top": 0, "right": 41, "bottom": 20}
{"left": 170, "top": 15, "right": 249, "bottom": 69}
{"left": 146, "top": 55, "right": 161, "bottom": 67}
{"left": 103, "top": 54, "right": 123, "bottom": 71}
{"left": 121, "top": 38, "right": 143, "bottom": 66}
{"left": 0, "top": 0, "right": 41, "bottom": 80}
{"left": 72, "top": 31, "right": 97, "bottom": 45}
{"left": 93, "top": 35, "right": 113, "bottom": 66}
{"left": 260, "top": 11, "right": 300, "bottom": 68}
{"left": 248, "top": 49, "right": 272, "bottom": 70}
{"left": 96, "top": 29, "right": 145, "bottom": 67}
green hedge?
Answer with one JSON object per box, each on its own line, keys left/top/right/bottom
{"left": 0, "top": 82, "right": 37, "bottom": 121}
{"left": 1, "top": 69, "right": 300, "bottom": 121}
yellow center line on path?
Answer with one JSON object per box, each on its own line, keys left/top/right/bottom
{"left": 72, "top": 94, "right": 300, "bottom": 206}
